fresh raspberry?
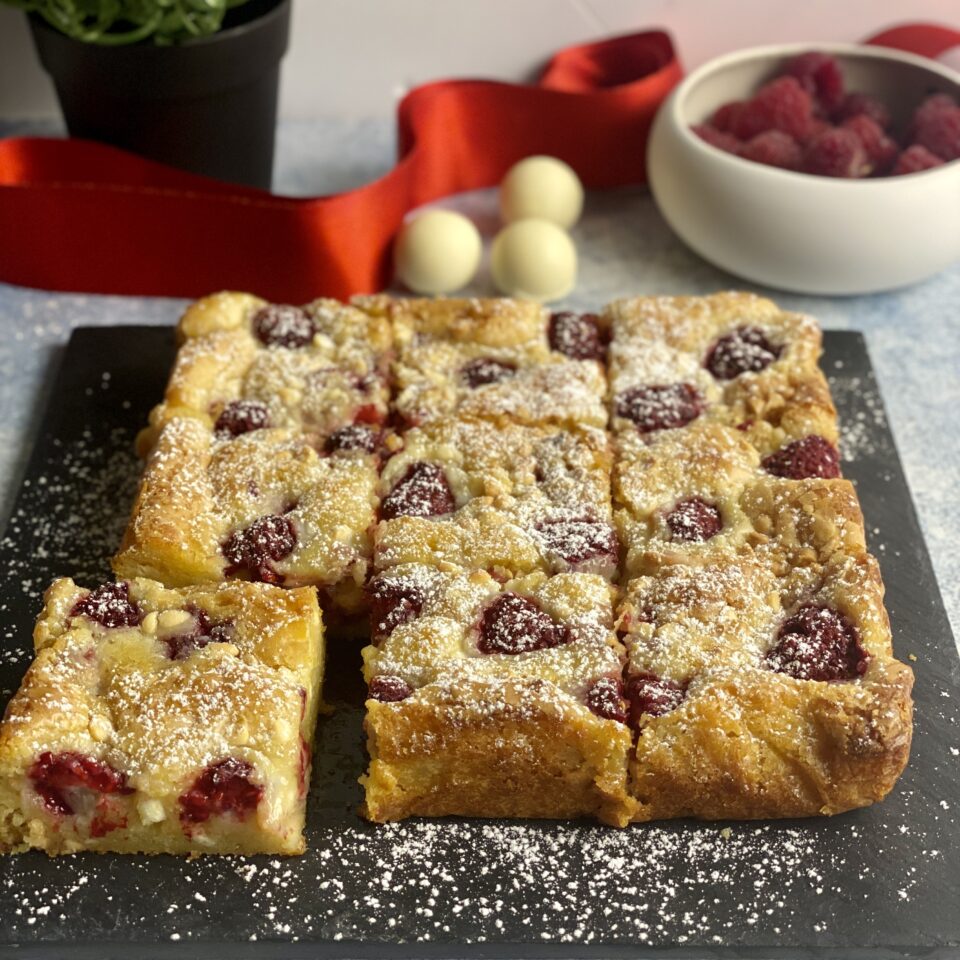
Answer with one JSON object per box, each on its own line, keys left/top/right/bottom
{"left": 842, "top": 114, "right": 898, "bottom": 173}
{"left": 29, "top": 752, "right": 133, "bottom": 816}
{"left": 179, "top": 758, "right": 263, "bottom": 825}
{"left": 460, "top": 357, "right": 516, "bottom": 388}
{"left": 380, "top": 462, "right": 455, "bottom": 520}
{"left": 783, "top": 52, "right": 845, "bottom": 114}
{"left": 534, "top": 517, "right": 619, "bottom": 568}
{"left": 367, "top": 575, "right": 425, "bottom": 640}
{"left": 214, "top": 400, "right": 271, "bottom": 438}
{"left": 368, "top": 675, "right": 413, "bottom": 702}
{"left": 162, "top": 607, "right": 233, "bottom": 661}
{"left": 803, "top": 128, "right": 870, "bottom": 178}
{"left": 548, "top": 311, "right": 607, "bottom": 361}
{"left": 477, "top": 593, "right": 570, "bottom": 655}
{"left": 911, "top": 92, "right": 957, "bottom": 129}
{"left": 692, "top": 124, "right": 742, "bottom": 155}
{"left": 729, "top": 76, "right": 813, "bottom": 142}
{"left": 762, "top": 435, "right": 841, "bottom": 479}
{"left": 625, "top": 673, "right": 687, "bottom": 726}
{"left": 891, "top": 144, "right": 946, "bottom": 176}
{"left": 766, "top": 604, "right": 869, "bottom": 681}
{"left": 739, "top": 130, "right": 802, "bottom": 170}
{"left": 665, "top": 498, "right": 723, "bottom": 543}
{"left": 253, "top": 305, "right": 316, "bottom": 348}
{"left": 615, "top": 383, "right": 705, "bottom": 433}
{"left": 585, "top": 677, "right": 629, "bottom": 724}
{"left": 325, "top": 424, "right": 378, "bottom": 454}
{"left": 801, "top": 116, "right": 832, "bottom": 145}
{"left": 834, "top": 92, "right": 891, "bottom": 129}
{"left": 705, "top": 326, "right": 782, "bottom": 379}
{"left": 222, "top": 514, "right": 297, "bottom": 584}
{"left": 711, "top": 101, "right": 744, "bottom": 132}
{"left": 912, "top": 96, "right": 960, "bottom": 161}
{"left": 71, "top": 582, "right": 143, "bottom": 629}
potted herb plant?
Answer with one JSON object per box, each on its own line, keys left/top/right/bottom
{"left": 5, "top": 0, "right": 291, "bottom": 188}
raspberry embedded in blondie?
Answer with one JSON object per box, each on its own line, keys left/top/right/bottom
{"left": 0, "top": 577, "right": 323, "bottom": 855}
{"left": 360, "top": 566, "right": 633, "bottom": 825}
{"left": 113, "top": 417, "right": 378, "bottom": 615}
{"left": 374, "top": 418, "right": 619, "bottom": 579}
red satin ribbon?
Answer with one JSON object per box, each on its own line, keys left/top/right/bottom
{"left": 0, "top": 24, "right": 957, "bottom": 302}
{"left": 0, "top": 31, "right": 680, "bottom": 302}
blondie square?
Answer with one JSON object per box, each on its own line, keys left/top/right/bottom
{"left": 360, "top": 297, "right": 608, "bottom": 429}
{"left": 374, "top": 417, "right": 618, "bottom": 580}
{"left": 138, "top": 291, "right": 392, "bottom": 455}
{"left": 0, "top": 577, "right": 323, "bottom": 855}
{"left": 606, "top": 291, "right": 838, "bottom": 462}
{"left": 617, "top": 555, "right": 913, "bottom": 821}
{"left": 613, "top": 419, "right": 866, "bottom": 577}
{"left": 114, "top": 417, "right": 378, "bottom": 615}
{"left": 360, "top": 566, "right": 633, "bottom": 825}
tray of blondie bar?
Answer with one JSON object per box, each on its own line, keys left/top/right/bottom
{"left": 0, "top": 294, "right": 958, "bottom": 959}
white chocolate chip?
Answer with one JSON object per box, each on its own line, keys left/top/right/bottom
{"left": 157, "top": 609, "right": 192, "bottom": 631}
{"left": 137, "top": 798, "right": 166, "bottom": 825}
{"left": 272, "top": 719, "right": 294, "bottom": 742}
{"left": 88, "top": 715, "right": 112, "bottom": 742}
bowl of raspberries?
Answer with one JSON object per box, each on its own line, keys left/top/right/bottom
{"left": 647, "top": 43, "right": 960, "bottom": 294}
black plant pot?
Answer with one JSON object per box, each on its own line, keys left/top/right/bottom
{"left": 29, "top": 0, "right": 291, "bottom": 189}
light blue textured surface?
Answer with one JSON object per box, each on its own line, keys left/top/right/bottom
{"left": 1, "top": 118, "right": 958, "bottom": 643}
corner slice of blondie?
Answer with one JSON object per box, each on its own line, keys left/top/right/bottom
{"left": 374, "top": 418, "right": 618, "bottom": 580}
{"left": 138, "top": 291, "right": 392, "bottom": 455}
{"left": 113, "top": 417, "right": 378, "bottom": 616}
{"left": 618, "top": 555, "right": 913, "bottom": 821}
{"left": 605, "top": 291, "right": 838, "bottom": 461}
{"left": 360, "top": 566, "right": 633, "bottom": 825}
{"left": 0, "top": 578, "right": 323, "bottom": 855}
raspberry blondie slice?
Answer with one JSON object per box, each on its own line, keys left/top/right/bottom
{"left": 375, "top": 417, "right": 618, "bottom": 579}
{"left": 0, "top": 578, "right": 323, "bottom": 855}
{"left": 138, "top": 291, "right": 392, "bottom": 455}
{"left": 606, "top": 291, "right": 839, "bottom": 463}
{"left": 361, "top": 566, "right": 633, "bottom": 825}
{"left": 617, "top": 555, "right": 913, "bottom": 821}
{"left": 613, "top": 418, "right": 865, "bottom": 578}
{"left": 114, "top": 417, "right": 378, "bottom": 616}
{"left": 359, "top": 296, "right": 608, "bottom": 429}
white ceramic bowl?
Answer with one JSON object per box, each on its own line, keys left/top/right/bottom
{"left": 647, "top": 43, "right": 960, "bottom": 295}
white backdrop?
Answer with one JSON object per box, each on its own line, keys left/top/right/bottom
{"left": 0, "top": 0, "right": 958, "bottom": 120}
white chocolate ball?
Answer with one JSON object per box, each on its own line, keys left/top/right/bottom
{"left": 490, "top": 218, "right": 577, "bottom": 302}
{"left": 395, "top": 210, "right": 482, "bottom": 294}
{"left": 499, "top": 155, "right": 584, "bottom": 229}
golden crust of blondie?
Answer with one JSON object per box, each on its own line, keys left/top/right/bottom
{"left": 113, "top": 418, "right": 377, "bottom": 612}
{"left": 366, "top": 297, "right": 608, "bottom": 429}
{"left": 138, "top": 291, "right": 392, "bottom": 455}
{"left": 360, "top": 568, "right": 633, "bottom": 825}
{"left": 0, "top": 578, "right": 322, "bottom": 855}
{"left": 375, "top": 418, "right": 618, "bottom": 579}
{"left": 363, "top": 679, "right": 633, "bottom": 826}
{"left": 618, "top": 555, "right": 913, "bottom": 820}
{"left": 613, "top": 419, "right": 865, "bottom": 577}
{"left": 605, "top": 291, "right": 837, "bottom": 454}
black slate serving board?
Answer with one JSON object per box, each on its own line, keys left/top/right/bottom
{"left": 0, "top": 327, "right": 958, "bottom": 960}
